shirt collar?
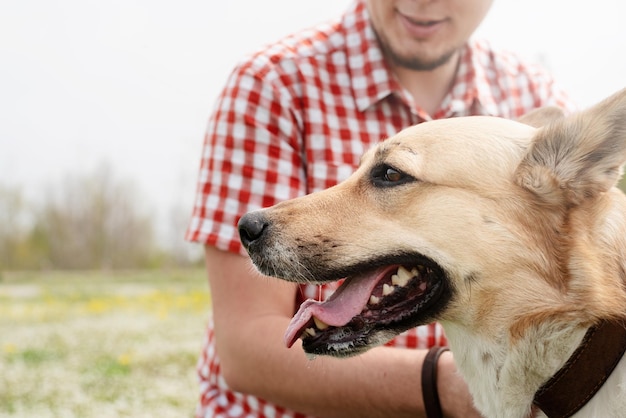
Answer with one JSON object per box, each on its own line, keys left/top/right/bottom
{"left": 344, "top": 1, "right": 398, "bottom": 112}
{"left": 454, "top": 39, "right": 501, "bottom": 117}
{"left": 431, "top": 41, "right": 501, "bottom": 119}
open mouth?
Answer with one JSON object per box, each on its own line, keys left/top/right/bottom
{"left": 284, "top": 256, "right": 450, "bottom": 356}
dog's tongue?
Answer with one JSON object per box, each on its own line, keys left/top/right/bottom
{"left": 284, "top": 267, "right": 389, "bottom": 348}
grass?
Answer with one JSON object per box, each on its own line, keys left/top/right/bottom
{"left": 0, "top": 269, "right": 210, "bottom": 418}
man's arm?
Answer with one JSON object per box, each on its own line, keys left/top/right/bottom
{"left": 205, "top": 245, "right": 481, "bottom": 418}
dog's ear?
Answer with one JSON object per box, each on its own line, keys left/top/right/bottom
{"left": 515, "top": 88, "right": 626, "bottom": 206}
{"left": 518, "top": 106, "right": 565, "bottom": 128}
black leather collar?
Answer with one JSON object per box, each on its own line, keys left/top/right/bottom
{"left": 533, "top": 319, "right": 626, "bottom": 418}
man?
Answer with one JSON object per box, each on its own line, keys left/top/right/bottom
{"left": 187, "top": 1, "right": 574, "bottom": 416}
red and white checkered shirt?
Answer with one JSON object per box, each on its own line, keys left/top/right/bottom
{"left": 187, "top": 1, "right": 574, "bottom": 417}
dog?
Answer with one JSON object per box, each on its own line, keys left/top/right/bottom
{"left": 238, "top": 89, "right": 626, "bottom": 417}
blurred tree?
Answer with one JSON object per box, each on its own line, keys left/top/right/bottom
{"left": 166, "top": 201, "right": 203, "bottom": 267}
{"left": 35, "top": 163, "right": 157, "bottom": 269}
{"left": 0, "top": 185, "right": 27, "bottom": 269}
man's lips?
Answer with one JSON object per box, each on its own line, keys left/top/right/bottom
{"left": 398, "top": 14, "right": 446, "bottom": 39}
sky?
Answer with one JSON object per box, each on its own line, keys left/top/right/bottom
{"left": 1, "top": 0, "right": 624, "bottom": 244}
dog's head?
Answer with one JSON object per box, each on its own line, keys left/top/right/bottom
{"left": 239, "top": 89, "right": 626, "bottom": 357}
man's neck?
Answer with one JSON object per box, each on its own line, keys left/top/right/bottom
{"left": 390, "top": 51, "right": 461, "bottom": 117}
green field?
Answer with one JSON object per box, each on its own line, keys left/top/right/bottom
{"left": 0, "top": 269, "right": 210, "bottom": 418}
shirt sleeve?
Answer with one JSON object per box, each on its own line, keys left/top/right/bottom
{"left": 186, "top": 59, "right": 306, "bottom": 255}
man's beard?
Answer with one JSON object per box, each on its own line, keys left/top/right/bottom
{"left": 385, "top": 46, "right": 458, "bottom": 72}
{"left": 375, "top": 31, "right": 460, "bottom": 72}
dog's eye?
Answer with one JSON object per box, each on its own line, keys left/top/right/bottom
{"left": 384, "top": 167, "right": 403, "bottom": 182}
{"left": 371, "top": 164, "right": 413, "bottom": 187}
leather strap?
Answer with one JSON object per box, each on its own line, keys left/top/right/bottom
{"left": 533, "top": 319, "right": 626, "bottom": 418}
{"left": 422, "top": 346, "right": 449, "bottom": 418}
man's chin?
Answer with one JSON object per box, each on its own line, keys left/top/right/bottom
{"left": 387, "top": 47, "right": 459, "bottom": 72}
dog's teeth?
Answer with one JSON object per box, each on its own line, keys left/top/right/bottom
{"left": 369, "top": 295, "right": 380, "bottom": 305}
{"left": 304, "top": 327, "right": 316, "bottom": 337}
{"left": 390, "top": 274, "right": 400, "bottom": 286}
{"left": 382, "top": 283, "right": 395, "bottom": 296}
{"left": 411, "top": 267, "right": 420, "bottom": 276}
{"left": 313, "top": 316, "right": 329, "bottom": 330}
{"left": 393, "top": 266, "right": 413, "bottom": 287}
{"left": 391, "top": 273, "right": 410, "bottom": 287}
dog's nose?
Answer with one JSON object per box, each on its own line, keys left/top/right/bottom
{"left": 238, "top": 211, "right": 269, "bottom": 250}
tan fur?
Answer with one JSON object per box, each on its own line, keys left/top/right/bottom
{"left": 242, "top": 89, "right": 626, "bottom": 417}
